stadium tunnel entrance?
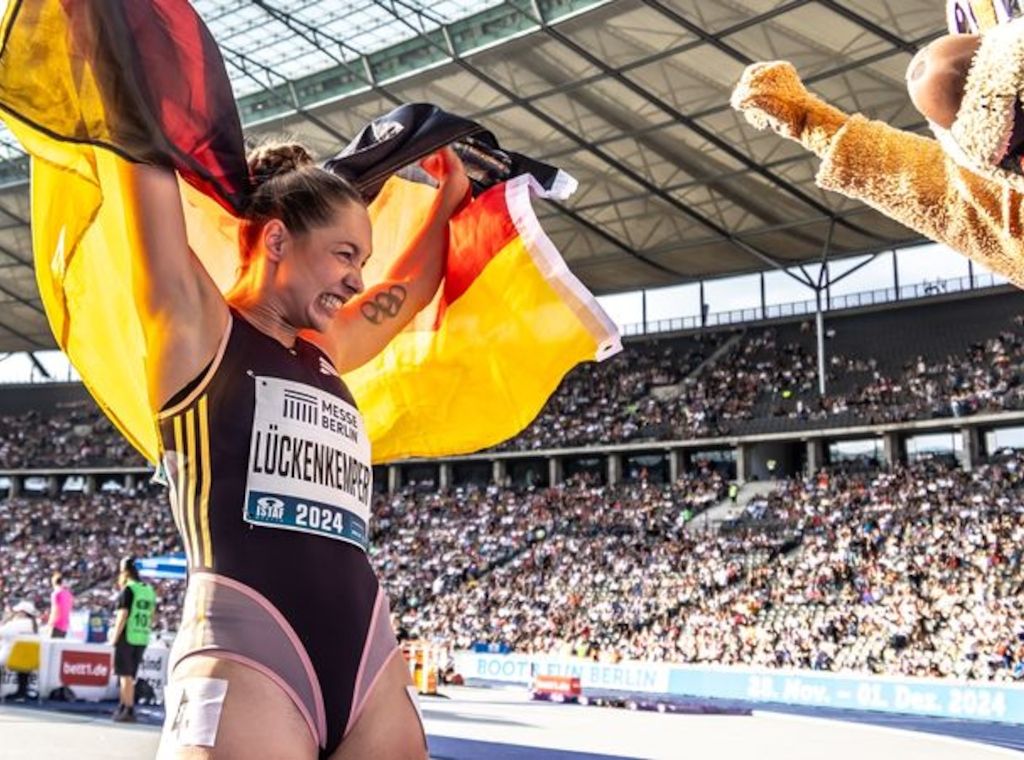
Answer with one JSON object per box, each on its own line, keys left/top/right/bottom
{"left": 739, "top": 440, "right": 805, "bottom": 481}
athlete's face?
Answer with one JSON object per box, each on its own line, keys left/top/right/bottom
{"left": 275, "top": 201, "right": 372, "bottom": 332}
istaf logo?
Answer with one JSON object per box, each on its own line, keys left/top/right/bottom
{"left": 60, "top": 650, "right": 112, "bottom": 686}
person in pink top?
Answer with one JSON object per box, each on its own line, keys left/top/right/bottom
{"left": 47, "top": 571, "right": 73, "bottom": 639}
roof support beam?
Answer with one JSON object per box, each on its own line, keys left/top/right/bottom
{"left": 513, "top": 0, "right": 850, "bottom": 225}
{"left": 532, "top": 38, "right": 935, "bottom": 166}
{"left": 628, "top": 0, "right": 896, "bottom": 243}
{"left": 511, "top": 54, "right": 829, "bottom": 252}
{"left": 0, "top": 280, "right": 43, "bottom": 314}
{"left": 811, "top": 219, "right": 837, "bottom": 395}
{"left": 0, "top": 314, "right": 47, "bottom": 348}
{"left": 546, "top": 199, "right": 685, "bottom": 278}
{"left": 249, "top": 0, "right": 404, "bottom": 108}
{"left": 633, "top": 204, "right": 925, "bottom": 260}
{"left": 465, "top": 40, "right": 739, "bottom": 123}
{"left": 220, "top": 45, "right": 350, "bottom": 144}
{"left": 817, "top": 217, "right": 835, "bottom": 290}
{"left": 828, "top": 251, "right": 881, "bottom": 288}
{"left": 246, "top": 1, "right": 652, "bottom": 274}
{"left": 468, "top": 0, "right": 847, "bottom": 125}
{"left": 507, "top": 2, "right": 843, "bottom": 251}
{"left": 0, "top": 239, "right": 40, "bottom": 283}
{"left": 368, "top": 0, "right": 808, "bottom": 279}
{"left": 27, "top": 352, "right": 51, "bottom": 378}
{"left": 814, "top": 0, "right": 923, "bottom": 55}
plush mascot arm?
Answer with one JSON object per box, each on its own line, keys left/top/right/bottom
{"left": 731, "top": 60, "right": 1024, "bottom": 289}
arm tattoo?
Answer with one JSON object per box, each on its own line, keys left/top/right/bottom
{"left": 360, "top": 284, "right": 408, "bottom": 324}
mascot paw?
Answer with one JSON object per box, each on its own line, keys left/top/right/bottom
{"left": 732, "top": 61, "right": 849, "bottom": 156}
{"left": 730, "top": 61, "right": 810, "bottom": 138}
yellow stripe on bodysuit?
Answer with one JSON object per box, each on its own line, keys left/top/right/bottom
{"left": 197, "top": 395, "right": 213, "bottom": 566}
{"left": 172, "top": 414, "right": 195, "bottom": 564}
{"left": 184, "top": 407, "right": 200, "bottom": 566}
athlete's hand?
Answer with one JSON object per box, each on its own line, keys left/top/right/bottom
{"left": 421, "top": 146, "right": 471, "bottom": 219}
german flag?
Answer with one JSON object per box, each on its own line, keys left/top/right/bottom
{"left": 350, "top": 171, "right": 620, "bottom": 462}
{"left": 0, "top": 0, "right": 620, "bottom": 463}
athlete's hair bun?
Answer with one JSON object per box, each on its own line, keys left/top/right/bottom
{"left": 248, "top": 142, "right": 315, "bottom": 188}
{"left": 239, "top": 140, "right": 363, "bottom": 263}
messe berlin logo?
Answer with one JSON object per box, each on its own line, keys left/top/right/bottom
{"left": 60, "top": 650, "right": 112, "bottom": 686}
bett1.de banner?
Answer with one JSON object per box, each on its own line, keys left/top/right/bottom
{"left": 1, "top": 638, "right": 168, "bottom": 703}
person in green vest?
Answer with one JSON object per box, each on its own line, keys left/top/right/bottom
{"left": 109, "top": 556, "right": 156, "bottom": 723}
{"left": 728, "top": 482, "right": 739, "bottom": 504}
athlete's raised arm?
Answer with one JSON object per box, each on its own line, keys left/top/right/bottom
{"left": 321, "top": 148, "right": 470, "bottom": 374}
{"left": 121, "top": 162, "right": 229, "bottom": 409}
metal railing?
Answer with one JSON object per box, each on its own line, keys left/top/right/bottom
{"left": 620, "top": 273, "right": 1001, "bottom": 337}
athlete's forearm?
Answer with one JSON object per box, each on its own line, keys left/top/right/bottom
{"left": 381, "top": 145, "right": 468, "bottom": 312}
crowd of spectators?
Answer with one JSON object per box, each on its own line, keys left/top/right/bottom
{"left": 2, "top": 295, "right": 1024, "bottom": 692}
{"left": 656, "top": 457, "right": 1024, "bottom": 681}
{"left": 1, "top": 457, "right": 1022, "bottom": 684}
{"left": 0, "top": 402, "right": 145, "bottom": 469}
{"left": 832, "top": 323, "right": 1024, "bottom": 424}
{"left": 496, "top": 309, "right": 1024, "bottom": 449}
{"left": 376, "top": 467, "right": 726, "bottom": 628}
{"left": 656, "top": 328, "right": 820, "bottom": 437}
{"left": 3, "top": 306, "right": 1024, "bottom": 463}
{"left": 398, "top": 456, "right": 1023, "bottom": 684}
{"left": 404, "top": 512, "right": 789, "bottom": 659}
{"left": 496, "top": 336, "right": 722, "bottom": 450}
{"left": 0, "top": 489, "right": 180, "bottom": 636}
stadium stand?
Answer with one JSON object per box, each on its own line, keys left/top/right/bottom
{"left": 493, "top": 332, "right": 728, "bottom": 450}
{"left": 700, "top": 457, "right": 1024, "bottom": 681}
{"left": 1, "top": 293, "right": 1023, "bottom": 685}
{"left": 1, "top": 455, "right": 1021, "bottom": 682}
{"left": 501, "top": 291, "right": 1024, "bottom": 447}
{"left": 0, "top": 490, "right": 179, "bottom": 635}
{"left": 0, "top": 402, "right": 145, "bottom": 469}
{"left": 2, "top": 292, "right": 1023, "bottom": 465}
{"left": 402, "top": 456, "right": 1024, "bottom": 682}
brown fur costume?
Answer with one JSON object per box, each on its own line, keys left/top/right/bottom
{"left": 731, "top": 18, "right": 1024, "bottom": 287}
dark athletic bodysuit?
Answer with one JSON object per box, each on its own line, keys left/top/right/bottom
{"left": 159, "top": 311, "right": 397, "bottom": 757}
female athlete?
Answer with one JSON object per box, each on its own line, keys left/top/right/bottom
{"left": 135, "top": 142, "right": 468, "bottom": 759}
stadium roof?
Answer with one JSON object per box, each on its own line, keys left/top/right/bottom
{"left": 0, "top": 0, "right": 945, "bottom": 352}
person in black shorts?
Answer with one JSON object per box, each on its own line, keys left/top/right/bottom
{"left": 110, "top": 557, "right": 156, "bottom": 723}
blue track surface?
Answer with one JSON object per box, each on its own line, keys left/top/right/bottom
{"left": 758, "top": 703, "right": 1024, "bottom": 753}
{"left": 428, "top": 737, "right": 640, "bottom": 760}
{"left": 576, "top": 688, "right": 1024, "bottom": 754}
{"left": 469, "top": 680, "right": 1024, "bottom": 755}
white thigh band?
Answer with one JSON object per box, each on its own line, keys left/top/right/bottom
{"left": 157, "top": 677, "right": 229, "bottom": 757}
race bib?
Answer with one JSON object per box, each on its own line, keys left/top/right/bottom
{"left": 244, "top": 376, "right": 372, "bottom": 550}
